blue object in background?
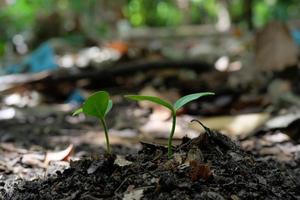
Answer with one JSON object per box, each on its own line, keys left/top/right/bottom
{"left": 65, "top": 89, "right": 85, "bottom": 105}
{"left": 291, "top": 29, "right": 300, "bottom": 46}
{"left": 25, "top": 42, "right": 58, "bottom": 73}
{"left": 5, "top": 64, "right": 24, "bottom": 74}
{"left": 4, "top": 42, "right": 58, "bottom": 74}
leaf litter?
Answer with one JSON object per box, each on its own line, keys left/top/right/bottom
{"left": 2, "top": 123, "right": 299, "bottom": 200}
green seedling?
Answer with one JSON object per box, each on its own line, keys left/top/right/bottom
{"left": 73, "top": 91, "right": 113, "bottom": 154}
{"left": 125, "top": 92, "right": 214, "bottom": 158}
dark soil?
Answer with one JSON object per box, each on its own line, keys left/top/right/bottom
{"left": 3, "top": 123, "right": 300, "bottom": 200}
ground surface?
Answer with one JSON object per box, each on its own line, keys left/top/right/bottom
{"left": 1, "top": 63, "right": 300, "bottom": 199}
{"left": 1, "top": 114, "right": 300, "bottom": 199}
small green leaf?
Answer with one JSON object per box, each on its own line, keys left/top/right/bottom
{"left": 105, "top": 100, "right": 113, "bottom": 115}
{"left": 82, "top": 91, "right": 110, "bottom": 119}
{"left": 72, "top": 108, "right": 83, "bottom": 116}
{"left": 174, "top": 92, "right": 215, "bottom": 111}
{"left": 125, "top": 95, "right": 174, "bottom": 111}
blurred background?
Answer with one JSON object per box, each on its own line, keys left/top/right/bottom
{"left": 1, "top": 0, "right": 300, "bottom": 179}
{"left": 1, "top": 0, "right": 300, "bottom": 101}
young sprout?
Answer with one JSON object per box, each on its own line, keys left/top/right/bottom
{"left": 125, "top": 92, "right": 214, "bottom": 158}
{"left": 73, "top": 91, "right": 113, "bottom": 154}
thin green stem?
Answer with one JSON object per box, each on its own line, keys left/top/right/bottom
{"left": 100, "top": 118, "right": 111, "bottom": 154}
{"left": 168, "top": 111, "right": 176, "bottom": 158}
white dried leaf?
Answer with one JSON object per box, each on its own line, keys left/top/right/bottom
{"left": 114, "top": 155, "right": 133, "bottom": 167}
{"left": 123, "top": 187, "right": 144, "bottom": 200}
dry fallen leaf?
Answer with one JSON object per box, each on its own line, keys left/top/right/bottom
{"left": 22, "top": 153, "right": 46, "bottom": 168}
{"left": 123, "top": 185, "right": 144, "bottom": 200}
{"left": 190, "top": 113, "right": 270, "bottom": 138}
{"left": 185, "top": 146, "right": 204, "bottom": 165}
{"left": 231, "top": 194, "right": 240, "bottom": 200}
{"left": 255, "top": 21, "right": 298, "bottom": 71}
{"left": 44, "top": 144, "right": 74, "bottom": 165}
{"left": 106, "top": 41, "right": 128, "bottom": 55}
{"left": 190, "top": 160, "right": 212, "bottom": 182}
{"left": 114, "top": 155, "right": 133, "bottom": 167}
{"left": 173, "top": 153, "right": 185, "bottom": 164}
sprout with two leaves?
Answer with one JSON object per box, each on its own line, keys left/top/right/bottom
{"left": 126, "top": 92, "right": 214, "bottom": 158}
{"left": 73, "top": 91, "right": 113, "bottom": 154}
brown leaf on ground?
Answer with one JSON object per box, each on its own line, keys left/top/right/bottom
{"left": 255, "top": 21, "right": 298, "bottom": 71}
{"left": 44, "top": 144, "right": 74, "bottom": 165}
{"left": 190, "top": 160, "right": 212, "bottom": 182}
{"left": 22, "top": 153, "right": 46, "bottom": 168}
{"left": 106, "top": 41, "right": 128, "bottom": 55}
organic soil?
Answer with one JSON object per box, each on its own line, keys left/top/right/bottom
{"left": 2, "top": 122, "right": 300, "bottom": 200}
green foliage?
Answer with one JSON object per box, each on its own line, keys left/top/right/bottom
{"left": 0, "top": 0, "right": 52, "bottom": 35}
{"left": 72, "top": 108, "right": 83, "bottom": 116}
{"left": 125, "top": 95, "right": 173, "bottom": 111}
{"left": 174, "top": 92, "right": 214, "bottom": 111}
{"left": 0, "top": 0, "right": 102, "bottom": 42}
{"left": 253, "top": 0, "right": 300, "bottom": 27}
{"left": 2, "top": 0, "right": 300, "bottom": 46}
{"left": 73, "top": 91, "right": 113, "bottom": 154}
{"left": 82, "top": 91, "right": 111, "bottom": 118}
{"left": 124, "top": 0, "right": 183, "bottom": 27}
{"left": 126, "top": 92, "right": 214, "bottom": 158}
